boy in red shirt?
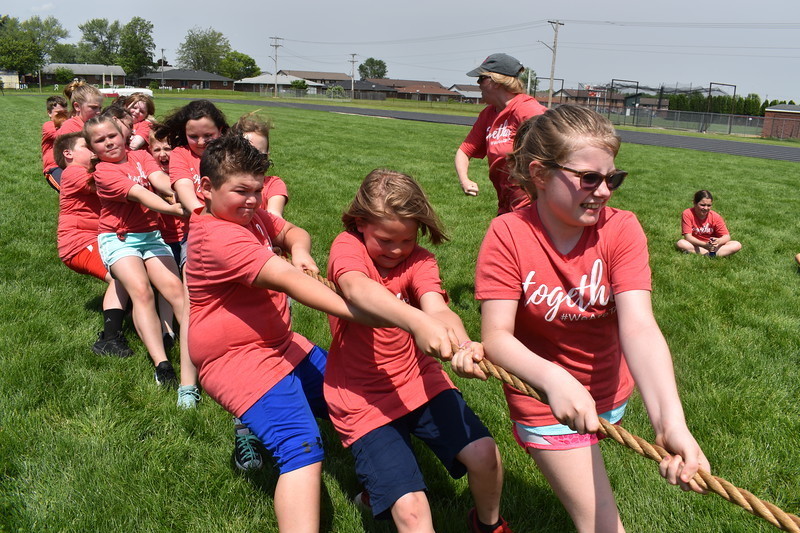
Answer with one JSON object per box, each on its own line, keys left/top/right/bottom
{"left": 54, "top": 132, "right": 132, "bottom": 357}
{"left": 186, "top": 134, "right": 371, "bottom": 532}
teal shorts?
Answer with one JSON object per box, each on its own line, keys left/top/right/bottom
{"left": 98, "top": 231, "right": 173, "bottom": 269}
{"left": 513, "top": 402, "right": 627, "bottom": 451}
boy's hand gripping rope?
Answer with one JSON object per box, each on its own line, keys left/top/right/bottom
{"left": 295, "top": 263, "right": 800, "bottom": 532}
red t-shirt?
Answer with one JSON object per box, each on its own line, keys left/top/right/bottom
{"left": 168, "top": 146, "right": 203, "bottom": 202}
{"left": 186, "top": 208, "right": 313, "bottom": 417}
{"left": 42, "top": 120, "right": 58, "bottom": 172}
{"left": 261, "top": 175, "right": 289, "bottom": 208}
{"left": 131, "top": 119, "right": 152, "bottom": 149}
{"left": 325, "top": 230, "right": 456, "bottom": 447}
{"left": 57, "top": 116, "right": 84, "bottom": 136}
{"left": 475, "top": 205, "right": 651, "bottom": 426}
{"left": 57, "top": 166, "right": 100, "bottom": 261}
{"left": 94, "top": 151, "right": 163, "bottom": 235}
{"left": 681, "top": 208, "right": 729, "bottom": 242}
{"left": 459, "top": 93, "right": 547, "bottom": 215}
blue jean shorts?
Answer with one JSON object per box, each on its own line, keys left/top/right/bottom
{"left": 239, "top": 346, "right": 328, "bottom": 474}
{"left": 350, "top": 389, "right": 491, "bottom": 519}
{"left": 98, "top": 230, "right": 173, "bottom": 269}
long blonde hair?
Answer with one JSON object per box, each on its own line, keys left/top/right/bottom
{"left": 342, "top": 169, "right": 448, "bottom": 244}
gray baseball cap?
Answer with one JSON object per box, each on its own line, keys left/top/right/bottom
{"left": 467, "top": 53, "right": 524, "bottom": 77}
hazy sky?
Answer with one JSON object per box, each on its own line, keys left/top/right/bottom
{"left": 13, "top": 0, "right": 800, "bottom": 101}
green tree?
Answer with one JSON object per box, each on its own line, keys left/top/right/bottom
{"left": 49, "top": 42, "right": 80, "bottom": 63}
{"left": 357, "top": 57, "right": 387, "bottom": 80}
{"left": 118, "top": 17, "right": 155, "bottom": 80}
{"left": 176, "top": 27, "right": 231, "bottom": 73}
{"left": 78, "top": 18, "right": 121, "bottom": 64}
{"left": 54, "top": 66, "right": 75, "bottom": 84}
{"left": 218, "top": 50, "right": 260, "bottom": 80}
{"left": 518, "top": 68, "right": 538, "bottom": 94}
{"left": 20, "top": 16, "right": 69, "bottom": 62}
{"left": 0, "top": 16, "right": 44, "bottom": 75}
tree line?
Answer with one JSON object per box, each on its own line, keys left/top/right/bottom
{"left": 666, "top": 92, "right": 795, "bottom": 117}
{"left": 0, "top": 15, "right": 262, "bottom": 82}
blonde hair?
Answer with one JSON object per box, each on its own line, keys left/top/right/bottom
{"left": 508, "top": 105, "right": 620, "bottom": 199}
{"left": 342, "top": 169, "right": 448, "bottom": 244}
{"left": 485, "top": 72, "right": 524, "bottom": 95}
{"left": 64, "top": 80, "right": 102, "bottom": 117}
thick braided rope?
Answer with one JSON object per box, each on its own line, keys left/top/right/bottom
{"left": 476, "top": 358, "right": 800, "bottom": 532}
{"left": 292, "top": 260, "right": 800, "bottom": 532}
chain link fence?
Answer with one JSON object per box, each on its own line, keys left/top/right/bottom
{"left": 602, "top": 107, "right": 800, "bottom": 139}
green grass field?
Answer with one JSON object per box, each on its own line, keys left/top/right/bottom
{"left": 1, "top": 94, "right": 799, "bottom": 532}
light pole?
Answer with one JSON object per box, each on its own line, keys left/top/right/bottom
{"left": 546, "top": 20, "right": 563, "bottom": 108}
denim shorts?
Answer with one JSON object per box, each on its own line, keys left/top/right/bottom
{"left": 98, "top": 230, "right": 173, "bottom": 269}
{"left": 239, "top": 346, "right": 328, "bottom": 474}
{"left": 513, "top": 401, "right": 627, "bottom": 451}
{"left": 350, "top": 389, "right": 491, "bottom": 519}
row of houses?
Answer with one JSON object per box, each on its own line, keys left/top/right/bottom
{"left": 11, "top": 63, "right": 800, "bottom": 138}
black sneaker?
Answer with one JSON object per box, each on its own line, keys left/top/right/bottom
{"left": 154, "top": 361, "right": 178, "bottom": 388}
{"left": 92, "top": 331, "right": 134, "bottom": 357}
{"left": 233, "top": 420, "right": 264, "bottom": 471}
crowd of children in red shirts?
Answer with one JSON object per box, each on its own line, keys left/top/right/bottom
{"left": 42, "top": 61, "right": 716, "bottom": 532}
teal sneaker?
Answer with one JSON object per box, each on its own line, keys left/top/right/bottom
{"left": 233, "top": 420, "right": 263, "bottom": 471}
{"left": 176, "top": 385, "right": 201, "bottom": 409}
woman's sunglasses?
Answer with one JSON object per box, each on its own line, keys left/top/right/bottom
{"left": 546, "top": 163, "right": 627, "bottom": 191}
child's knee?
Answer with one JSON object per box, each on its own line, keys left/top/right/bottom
{"left": 460, "top": 436, "right": 501, "bottom": 473}
{"left": 391, "top": 491, "right": 433, "bottom": 531}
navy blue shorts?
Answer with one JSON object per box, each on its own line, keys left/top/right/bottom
{"left": 239, "top": 346, "right": 328, "bottom": 474}
{"left": 350, "top": 389, "right": 491, "bottom": 519}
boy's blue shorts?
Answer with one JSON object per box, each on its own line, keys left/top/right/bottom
{"left": 349, "top": 388, "right": 491, "bottom": 519}
{"left": 239, "top": 346, "right": 328, "bottom": 474}
{"left": 98, "top": 231, "right": 173, "bottom": 269}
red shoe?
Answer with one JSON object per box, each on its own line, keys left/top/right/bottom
{"left": 467, "top": 507, "right": 513, "bottom": 533}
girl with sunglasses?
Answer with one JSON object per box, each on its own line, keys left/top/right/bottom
{"left": 465, "top": 105, "right": 709, "bottom": 532}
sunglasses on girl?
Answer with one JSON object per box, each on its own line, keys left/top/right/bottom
{"left": 547, "top": 163, "right": 628, "bottom": 191}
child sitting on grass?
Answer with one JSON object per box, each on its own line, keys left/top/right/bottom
{"left": 185, "top": 134, "right": 373, "bottom": 532}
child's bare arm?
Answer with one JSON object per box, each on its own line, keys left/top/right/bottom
{"left": 147, "top": 171, "right": 174, "bottom": 197}
{"left": 172, "top": 178, "right": 205, "bottom": 212}
{"left": 419, "top": 292, "right": 487, "bottom": 379}
{"left": 253, "top": 256, "right": 378, "bottom": 326}
{"left": 273, "top": 221, "right": 318, "bottom": 273}
{"left": 337, "top": 271, "right": 460, "bottom": 360}
{"left": 126, "top": 184, "right": 186, "bottom": 217}
{"left": 265, "top": 195, "right": 286, "bottom": 219}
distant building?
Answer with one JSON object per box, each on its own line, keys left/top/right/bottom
{"left": 139, "top": 68, "right": 234, "bottom": 90}
{"left": 449, "top": 84, "right": 482, "bottom": 103}
{"left": 326, "top": 79, "right": 398, "bottom": 100}
{"left": 41, "top": 63, "right": 126, "bottom": 86}
{"left": 235, "top": 73, "right": 326, "bottom": 95}
{"left": 366, "top": 78, "right": 460, "bottom": 102}
{"left": 278, "top": 70, "right": 351, "bottom": 85}
{"left": 763, "top": 104, "right": 800, "bottom": 139}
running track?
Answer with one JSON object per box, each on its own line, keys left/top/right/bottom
{"left": 210, "top": 98, "right": 800, "bottom": 163}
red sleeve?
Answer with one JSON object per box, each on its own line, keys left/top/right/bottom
{"left": 42, "top": 121, "right": 57, "bottom": 143}
{"left": 680, "top": 208, "right": 693, "bottom": 235}
{"left": 261, "top": 176, "right": 289, "bottom": 206}
{"left": 605, "top": 211, "right": 652, "bottom": 295}
{"left": 201, "top": 220, "right": 275, "bottom": 287}
{"left": 475, "top": 216, "right": 523, "bottom": 301}
{"left": 329, "top": 232, "right": 372, "bottom": 282}
{"left": 459, "top": 107, "right": 493, "bottom": 159}
{"left": 133, "top": 120, "right": 152, "bottom": 142}
{"left": 94, "top": 161, "right": 136, "bottom": 203}
{"left": 711, "top": 211, "right": 729, "bottom": 237}
{"left": 407, "top": 249, "right": 448, "bottom": 305}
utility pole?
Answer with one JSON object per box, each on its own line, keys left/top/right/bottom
{"left": 269, "top": 37, "right": 283, "bottom": 98}
{"left": 349, "top": 53, "right": 357, "bottom": 99}
{"left": 160, "top": 48, "right": 165, "bottom": 88}
{"left": 546, "top": 20, "right": 563, "bottom": 109}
